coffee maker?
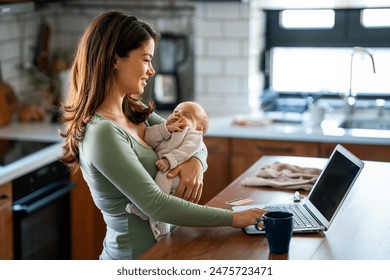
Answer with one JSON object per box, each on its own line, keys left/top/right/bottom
{"left": 144, "top": 32, "right": 193, "bottom": 111}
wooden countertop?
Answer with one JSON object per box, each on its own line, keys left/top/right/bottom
{"left": 140, "top": 155, "right": 390, "bottom": 260}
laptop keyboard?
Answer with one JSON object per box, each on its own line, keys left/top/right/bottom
{"left": 265, "top": 204, "right": 320, "bottom": 229}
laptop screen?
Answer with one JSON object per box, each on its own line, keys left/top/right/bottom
{"left": 308, "top": 149, "right": 362, "bottom": 221}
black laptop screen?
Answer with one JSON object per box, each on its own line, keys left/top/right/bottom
{"left": 308, "top": 150, "right": 361, "bottom": 221}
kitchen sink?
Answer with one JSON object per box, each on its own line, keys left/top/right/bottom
{"left": 339, "top": 119, "right": 390, "bottom": 130}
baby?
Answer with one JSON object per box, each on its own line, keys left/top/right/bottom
{"left": 126, "top": 101, "right": 209, "bottom": 240}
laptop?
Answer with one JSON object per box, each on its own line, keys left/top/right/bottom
{"left": 233, "top": 144, "right": 364, "bottom": 234}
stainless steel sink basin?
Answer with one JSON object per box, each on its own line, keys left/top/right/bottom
{"left": 339, "top": 119, "right": 390, "bottom": 130}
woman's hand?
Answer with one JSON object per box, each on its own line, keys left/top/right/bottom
{"left": 231, "top": 208, "right": 269, "bottom": 228}
{"left": 167, "top": 157, "right": 203, "bottom": 203}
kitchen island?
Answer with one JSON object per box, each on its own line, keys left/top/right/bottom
{"left": 140, "top": 155, "right": 390, "bottom": 260}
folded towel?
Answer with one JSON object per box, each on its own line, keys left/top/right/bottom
{"left": 241, "top": 162, "right": 322, "bottom": 191}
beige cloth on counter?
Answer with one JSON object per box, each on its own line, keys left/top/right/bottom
{"left": 241, "top": 162, "right": 322, "bottom": 191}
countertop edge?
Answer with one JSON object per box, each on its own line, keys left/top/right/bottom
{"left": 0, "top": 143, "right": 63, "bottom": 186}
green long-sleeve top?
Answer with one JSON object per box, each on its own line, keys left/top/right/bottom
{"left": 79, "top": 112, "right": 233, "bottom": 260}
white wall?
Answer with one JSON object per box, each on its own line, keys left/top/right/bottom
{"left": 193, "top": 1, "right": 264, "bottom": 117}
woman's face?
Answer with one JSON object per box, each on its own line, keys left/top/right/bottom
{"left": 114, "top": 38, "right": 155, "bottom": 96}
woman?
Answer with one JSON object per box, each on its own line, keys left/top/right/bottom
{"left": 60, "top": 11, "right": 266, "bottom": 260}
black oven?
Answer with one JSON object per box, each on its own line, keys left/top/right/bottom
{"left": 0, "top": 138, "right": 74, "bottom": 260}
{"left": 12, "top": 160, "right": 74, "bottom": 260}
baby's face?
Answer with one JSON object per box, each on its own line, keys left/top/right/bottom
{"left": 167, "top": 102, "right": 201, "bottom": 130}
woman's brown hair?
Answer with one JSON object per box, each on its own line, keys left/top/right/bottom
{"left": 59, "top": 11, "right": 160, "bottom": 171}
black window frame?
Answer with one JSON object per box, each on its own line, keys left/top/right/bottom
{"left": 262, "top": 8, "right": 390, "bottom": 98}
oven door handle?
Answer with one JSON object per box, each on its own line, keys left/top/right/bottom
{"left": 13, "top": 182, "right": 74, "bottom": 214}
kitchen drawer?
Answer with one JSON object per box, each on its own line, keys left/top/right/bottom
{"left": 320, "top": 143, "right": 390, "bottom": 162}
{"left": 231, "top": 138, "right": 319, "bottom": 156}
{"left": 230, "top": 139, "right": 319, "bottom": 180}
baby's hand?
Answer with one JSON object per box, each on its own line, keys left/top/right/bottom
{"left": 166, "top": 122, "right": 183, "bottom": 133}
{"left": 156, "top": 159, "right": 170, "bottom": 172}
{"left": 166, "top": 117, "right": 188, "bottom": 133}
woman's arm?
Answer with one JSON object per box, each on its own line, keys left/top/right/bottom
{"left": 167, "top": 157, "right": 204, "bottom": 203}
{"left": 84, "top": 121, "right": 231, "bottom": 226}
{"left": 84, "top": 121, "right": 268, "bottom": 227}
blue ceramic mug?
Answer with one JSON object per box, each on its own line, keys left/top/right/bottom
{"left": 255, "top": 211, "right": 294, "bottom": 254}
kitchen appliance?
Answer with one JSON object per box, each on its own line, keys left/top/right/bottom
{"left": 0, "top": 138, "right": 74, "bottom": 259}
{"left": 0, "top": 138, "right": 53, "bottom": 166}
{"left": 0, "top": 62, "right": 19, "bottom": 127}
{"left": 153, "top": 33, "right": 189, "bottom": 111}
{"left": 33, "top": 18, "right": 51, "bottom": 73}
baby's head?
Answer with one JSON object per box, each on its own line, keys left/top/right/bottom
{"left": 167, "top": 101, "right": 209, "bottom": 134}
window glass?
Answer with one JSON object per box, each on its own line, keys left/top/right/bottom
{"left": 280, "top": 10, "right": 335, "bottom": 29}
{"left": 264, "top": 9, "right": 390, "bottom": 98}
{"left": 270, "top": 47, "right": 389, "bottom": 95}
{"left": 362, "top": 8, "right": 390, "bottom": 28}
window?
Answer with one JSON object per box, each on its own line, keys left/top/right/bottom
{"left": 263, "top": 8, "right": 390, "bottom": 98}
{"left": 280, "top": 10, "right": 335, "bottom": 29}
{"left": 270, "top": 47, "right": 388, "bottom": 95}
{"left": 362, "top": 8, "right": 390, "bottom": 28}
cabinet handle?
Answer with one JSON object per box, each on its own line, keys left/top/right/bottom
{"left": 0, "top": 194, "right": 10, "bottom": 200}
{"left": 256, "top": 146, "right": 293, "bottom": 153}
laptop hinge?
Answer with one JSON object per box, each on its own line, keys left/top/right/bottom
{"left": 303, "top": 204, "right": 325, "bottom": 229}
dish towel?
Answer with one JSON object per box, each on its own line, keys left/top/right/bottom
{"left": 241, "top": 162, "right": 322, "bottom": 191}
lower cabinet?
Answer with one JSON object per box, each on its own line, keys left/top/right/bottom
{"left": 0, "top": 182, "right": 13, "bottom": 260}
{"left": 230, "top": 139, "right": 320, "bottom": 181}
{"left": 201, "top": 137, "right": 231, "bottom": 204}
{"left": 202, "top": 137, "right": 320, "bottom": 203}
{"left": 320, "top": 142, "right": 390, "bottom": 162}
{"left": 70, "top": 170, "right": 106, "bottom": 260}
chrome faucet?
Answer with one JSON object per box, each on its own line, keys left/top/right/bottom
{"left": 376, "top": 98, "right": 386, "bottom": 117}
{"left": 344, "top": 46, "right": 376, "bottom": 115}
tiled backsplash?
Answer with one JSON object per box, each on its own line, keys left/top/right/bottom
{"left": 0, "top": 0, "right": 265, "bottom": 116}
{"left": 0, "top": 10, "right": 41, "bottom": 94}
{"left": 194, "top": 1, "right": 264, "bottom": 116}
